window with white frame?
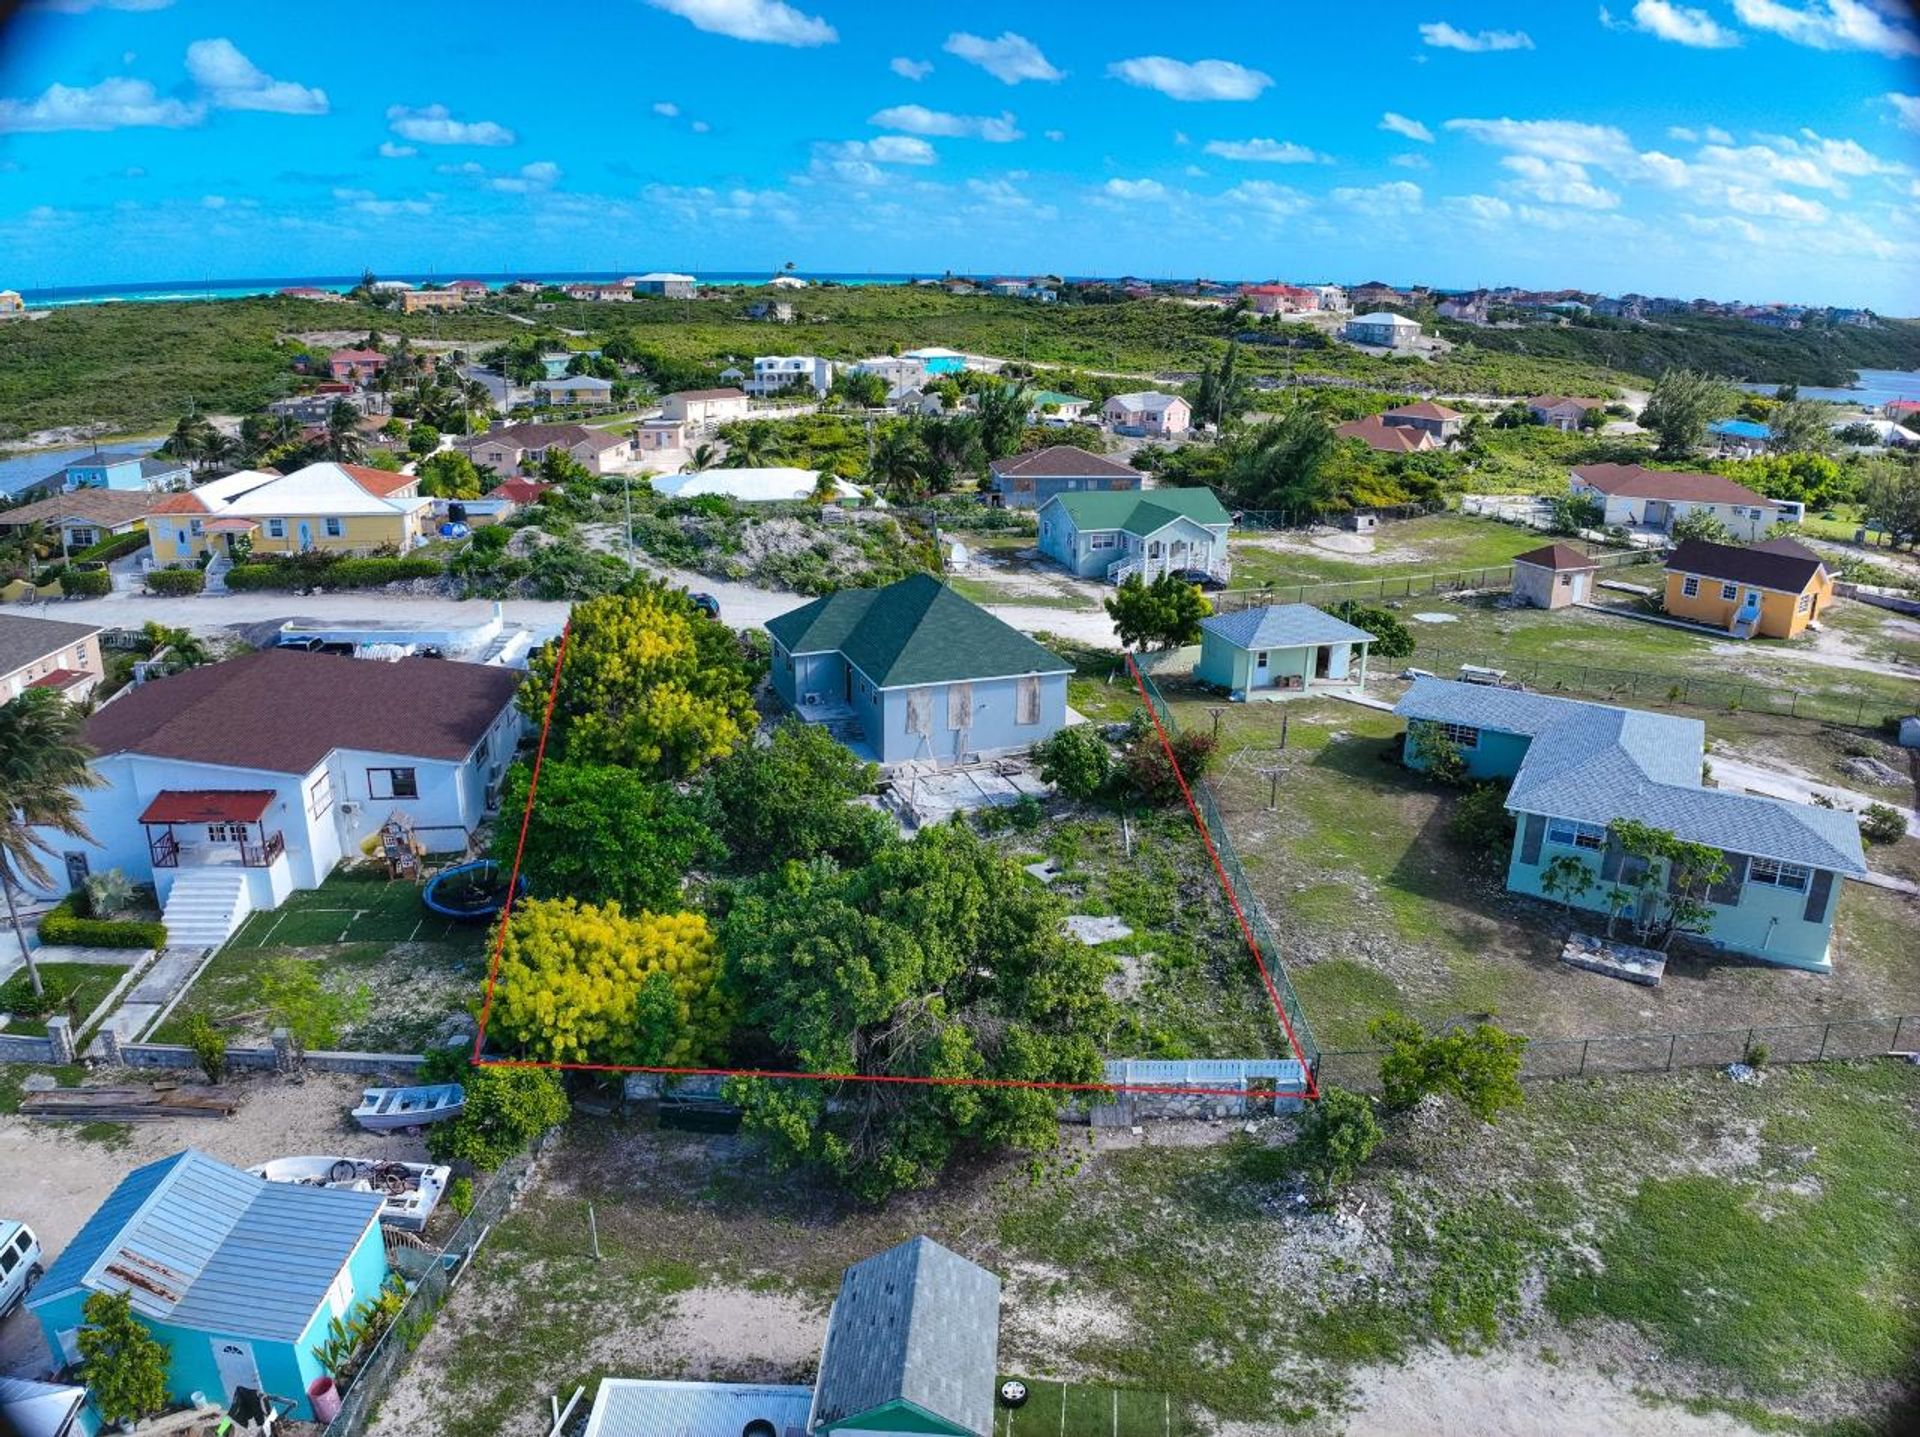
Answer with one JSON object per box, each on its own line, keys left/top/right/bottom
{"left": 307, "top": 773, "right": 334, "bottom": 820}
{"left": 1748, "top": 857, "right": 1809, "bottom": 891}
{"left": 1436, "top": 721, "right": 1480, "bottom": 749}
{"left": 1720, "top": 582, "right": 1738, "bottom": 601}
{"left": 1681, "top": 576, "right": 1700, "bottom": 597}
{"left": 367, "top": 767, "right": 419, "bottom": 800}
{"left": 325, "top": 517, "right": 344, "bottom": 538}
{"left": 1796, "top": 592, "right": 1812, "bottom": 612}
{"left": 1546, "top": 818, "right": 1607, "bottom": 851}
{"left": 267, "top": 518, "right": 286, "bottom": 539}
{"left": 1089, "top": 533, "right": 1117, "bottom": 550}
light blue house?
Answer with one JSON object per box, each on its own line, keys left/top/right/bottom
{"left": 1196, "top": 604, "right": 1374, "bottom": 699}
{"left": 28, "top": 1150, "right": 389, "bottom": 1422}
{"left": 901, "top": 346, "right": 968, "bottom": 374}
{"left": 1036, "top": 488, "right": 1232, "bottom": 584}
{"left": 765, "top": 574, "right": 1070, "bottom": 767}
{"left": 1394, "top": 679, "right": 1867, "bottom": 969}
{"left": 34, "top": 452, "right": 190, "bottom": 496}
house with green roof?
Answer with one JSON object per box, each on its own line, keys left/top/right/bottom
{"left": 764, "top": 574, "right": 1071, "bottom": 766}
{"left": 1037, "top": 487, "right": 1232, "bottom": 584}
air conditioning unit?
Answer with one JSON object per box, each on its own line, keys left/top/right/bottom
{"left": 801, "top": 692, "right": 825, "bottom": 707}
{"left": 340, "top": 800, "right": 362, "bottom": 816}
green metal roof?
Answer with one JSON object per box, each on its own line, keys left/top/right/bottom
{"left": 764, "top": 574, "right": 1069, "bottom": 688}
{"left": 1044, "top": 487, "right": 1231, "bottom": 535}
{"left": 1030, "top": 390, "right": 1084, "bottom": 407}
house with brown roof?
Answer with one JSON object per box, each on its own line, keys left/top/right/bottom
{"left": 328, "top": 348, "right": 387, "bottom": 383}
{"left": 1334, "top": 415, "right": 1437, "bottom": 454}
{"left": 458, "top": 422, "right": 633, "bottom": 477}
{"left": 1510, "top": 543, "right": 1600, "bottom": 610}
{"left": 1569, "top": 463, "right": 1794, "bottom": 541}
{"left": 1663, "top": 537, "right": 1834, "bottom": 639}
{"left": 1380, "top": 401, "right": 1466, "bottom": 443}
{"left": 35, "top": 649, "right": 523, "bottom": 947}
{"left": 0, "top": 613, "right": 105, "bottom": 703}
{"left": 1527, "top": 395, "right": 1605, "bottom": 431}
{"left": 985, "top": 445, "right": 1142, "bottom": 509}
{"left": 0, "top": 487, "right": 153, "bottom": 555}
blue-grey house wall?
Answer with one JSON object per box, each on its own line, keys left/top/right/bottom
{"left": 872, "top": 672, "right": 1068, "bottom": 764}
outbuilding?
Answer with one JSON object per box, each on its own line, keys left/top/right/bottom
{"left": 1510, "top": 542, "right": 1599, "bottom": 610}
{"left": 1195, "top": 603, "right": 1375, "bottom": 699}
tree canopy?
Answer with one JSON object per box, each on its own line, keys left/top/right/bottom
{"left": 497, "top": 759, "right": 717, "bottom": 911}
{"left": 1104, "top": 572, "right": 1212, "bottom": 650}
{"left": 1641, "top": 368, "right": 1736, "bottom": 458}
{"left": 720, "top": 822, "right": 1113, "bottom": 1200}
{"left": 703, "top": 719, "right": 890, "bottom": 870}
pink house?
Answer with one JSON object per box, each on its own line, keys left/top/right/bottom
{"left": 328, "top": 348, "right": 387, "bottom": 383}
{"left": 1102, "top": 391, "right": 1192, "bottom": 439}
{"left": 634, "top": 418, "right": 686, "bottom": 455}
{"left": 1241, "top": 283, "right": 1318, "bottom": 316}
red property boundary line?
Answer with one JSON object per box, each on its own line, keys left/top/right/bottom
{"left": 470, "top": 620, "right": 1318, "bottom": 1101}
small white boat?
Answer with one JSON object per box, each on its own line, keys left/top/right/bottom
{"left": 248, "top": 1155, "right": 452, "bottom": 1232}
{"left": 351, "top": 1083, "right": 465, "bottom": 1133}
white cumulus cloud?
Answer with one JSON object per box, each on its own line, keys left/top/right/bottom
{"left": 943, "top": 32, "right": 1062, "bottom": 83}
{"left": 890, "top": 57, "right": 933, "bottom": 80}
{"left": 1730, "top": 0, "right": 1920, "bottom": 58}
{"left": 387, "top": 104, "right": 515, "bottom": 147}
{"left": 1500, "top": 154, "right": 1622, "bottom": 207}
{"left": 185, "top": 38, "right": 328, "bottom": 114}
{"left": 1104, "top": 177, "right": 1169, "bottom": 200}
{"left": 869, "top": 104, "right": 1022, "bottom": 141}
{"left": 378, "top": 141, "right": 415, "bottom": 158}
{"left": 1621, "top": 0, "right": 1743, "bottom": 47}
{"left": 653, "top": 101, "right": 680, "bottom": 117}
{"left": 1202, "top": 137, "right": 1328, "bottom": 163}
{"left": 1380, "top": 112, "right": 1434, "bottom": 143}
{"left": 1889, "top": 93, "right": 1920, "bottom": 132}
{"left": 1222, "top": 180, "right": 1311, "bottom": 216}
{"left": 0, "top": 76, "right": 202, "bottom": 132}
{"left": 1419, "top": 21, "right": 1535, "bottom": 51}
{"left": 646, "top": 0, "right": 836, "bottom": 47}
{"left": 1108, "top": 56, "right": 1272, "bottom": 101}
{"left": 1331, "top": 180, "right": 1424, "bottom": 215}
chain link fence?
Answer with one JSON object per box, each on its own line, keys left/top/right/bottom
{"left": 1318, "top": 1014, "right": 1919, "bottom": 1093}
{"left": 1128, "top": 656, "right": 1319, "bottom": 1071}
{"left": 1207, "top": 548, "right": 1649, "bottom": 613}
{"left": 322, "top": 1132, "right": 555, "bottom": 1437}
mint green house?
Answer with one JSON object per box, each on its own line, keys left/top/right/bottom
{"left": 1195, "top": 603, "right": 1374, "bottom": 698}
{"left": 1394, "top": 679, "right": 1867, "bottom": 969}
{"left": 1036, "top": 488, "right": 1232, "bottom": 584}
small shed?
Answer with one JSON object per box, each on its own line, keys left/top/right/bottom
{"left": 1511, "top": 542, "right": 1599, "bottom": 609}
{"left": 1195, "top": 603, "right": 1375, "bottom": 699}
{"left": 1344, "top": 511, "right": 1378, "bottom": 533}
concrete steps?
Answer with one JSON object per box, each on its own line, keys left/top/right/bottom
{"left": 161, "top": 868, "right": 251, "bottom": 950}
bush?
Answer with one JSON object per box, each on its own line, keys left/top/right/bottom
{"left": 1327, "top": 601, "right": 1414, "bottom": 659}
{"left": 59, "top": 567, "right": 110, "bottom": 598}
{"left": 73, "top": 528, "right": 152, "bottom": 564}
{"left": 1295, "top": 1086, "right": 1383, "bottom": 1200}
{"left": 185, "top": 1012, "right": 228, "bottom": 1084}
{"left": 38, "top": 895, "right": 166, "bottom": 949}
{"left": 0, "top": 968, "right": 81, "bottom": 1021}
{"left": 225, "top": 556, "right": 444, "bottom": 591}
{"left": 1124, "top": 723, "right": 1216, "bottom": 806}
{"left": 144, "top": 566, "right": 206, "bottom": 595}
{"left": 1858, "top": 803, "right": 1905, "bottom": 846}
{"left": 1369, "top": 1011, "right": 1527, "bottom": 1121}
{"left": 420, "top": 1052, "right": 570, "bottom": 1171}
{"left": 447, "top": 1175, "right": 475, "bottom": 1217}
{"left": 1033, "top": 725, "right": 1116, "bottom": 800}
{"left": 1447, "top": 783, "right": 1515, "bottom": 863}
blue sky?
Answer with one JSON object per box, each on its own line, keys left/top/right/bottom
{"left": 1, "top": 0, "right": 1917, "bottom": 307}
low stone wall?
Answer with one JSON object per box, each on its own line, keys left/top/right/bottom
{"left": 1081, "top": 1085, "right": 1308, "bottom": 1127}
{"left": 0, "top": 1032, "right": 59, "bottom": 1064}
{"left": 116, "top": 1039, "right": 426, "bottom": 1076}
{"left": 1835, "top": 582, "right": 1920, "bottom": 617}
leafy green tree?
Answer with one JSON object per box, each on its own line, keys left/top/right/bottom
{"left": 1858, "top": 803, "right": 1904, "bottom": 846}
{"left": 78, "top": 1291, "right": 169, "bottom": 1427}
{"left": 1369, "top": 1012, "right": 1527, "bottom": 1121}
{"left": 866, "top": 424, "right": 927, "bottom": 500}
{"left": 161, "top": 412, "right": 220, "bottom": 469}
{"left": 703, "top": 719, "right": 888, "bottom": 869}
{"left": 1766, "top": 398, "right": 1835, "bottom": 457}
{"left": 1549, "top": 493, "right": 1604, "bottom": 535}
{"left": 975, "top": 382, "right": 1032, "bottom": 460}
{"left": 1221, "top": 405, "right": 1337, "bottom": 512}
{"left": 420, "top": 1051, "right": 570, "bottom": 1170}
{"left": 1726, "top": 452, "right": 1842, "bottom": 508}
{"left": 1191, "top": 341, "right": 1249, "bottom": 429}
{"left": 1326, "top": 601, "right": 1413, "bottom": 659}
{"left": 416, "top": 450, "right": 483, "bottom": 499}
{"left": 1641, "top": 368, "right": 1735, "bottom": 458}
{"left": 526, "top": 581, "right": 756, "bottom": 777}
{"left": 834, "top": 370, "right": 888, "bottom": 408}
{"left": 1539, "top": 853, "right": 1596, "bottom": 910}
{"left": 406, "top": 422, "right": 442, "bottom": 456}
{"left": 1606, "top": 819, "right": 1730, "bottom": 950}
{"left": 497, "top": 760, "right": 717, "bottom": 911}
{"left": 1407, "top": 720, "right": 1467, "bottom": 786}
{"left": 918, "top": 413, "right": 985, "bottom": 491}
{"left": 1669, "top": 507, "right": 1733, "bottom": 545}
{"left": 1446, "top": 783, "right": 1514, "bottom": 864}
{"left": 260, "top": 956, "right": 371, "bottom": 1050}
{"left": 722, "top": 419, "right": 787, "bottom": 468}
{"left": 721, "top": 823, "right": 1113, "bottom": 1200}
{"left": 538, "top": 446, "right": 591, "bottom": 485}
{"left": 325, "top": 399, "right": 366, "bottom": 462}
{"left": 1860, "top": 456, "right": 1920, "bottom": 547}
{"left": 0, "top": 690, "right": 104, "bottom": 997}
{"left": 1295, "top": 1086, "right": 1382, "bottom": 1200}
{"left": 1033, "top": 725, "right": 1115, "bottom": 800}
{"left": 1104, "top": 572, "right": 1211, "bottom": 650}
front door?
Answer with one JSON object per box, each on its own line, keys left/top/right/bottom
{"left": 297, "top": 521, "right": 314, "bottom": 552}
{"left": 1315, "top": 646, "right": 1331, "bottom": 679}
{"left": 211, "top": 1338, "right": 261, "bottom": 1402}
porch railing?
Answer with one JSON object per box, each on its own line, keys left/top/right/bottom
{"left": 149, "top": 831, "right": 180, "bottom": 868}
{"left": 240, "top": 830, "right": 286, "bottom": 868}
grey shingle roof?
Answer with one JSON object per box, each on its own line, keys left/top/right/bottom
{"left": 1200, "top": 603, "right": 1374, "bottom": 651}
{"left": 1392, "top": 679, "right": 1866, "bottom": 873}
{"left": 0, "top": 614, "right": 100, "bottom": 675}
{"left": 31, "top": 1149, "right": 383, "bottom": 1343}
{"left": 811, "top": 1237, "right": 1000, "bottom": 1437}
{"left": 765, "top": 575, "right": 1069, "bottom": 688}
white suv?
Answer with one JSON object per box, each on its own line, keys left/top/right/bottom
{"left": 0, "top": 1220, "right": 44, "bottom": 1318}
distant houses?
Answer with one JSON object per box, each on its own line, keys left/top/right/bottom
{"left": 0, "top": 613, "right": 106, "bottom": 703}
{"left": 746, "top": 355, "right": 835, "bottom": 397}
{"left": 1569, "top": 463, "right": 1795, "bottom": 540}
{"left": 458, "top": 422, "right": 633, "bottom": 477}
{"left": 327, "top": 348, "right": 386, "bottom": 383}
{"left": 1663, "top": 537, "right": 1834, "bottom": 639}
{"left": 985, "top": 445, "right": 1140, "bottom": 508}
{"left": 1037, "top": 488, "right": 1231, "bottom": 584}
{"left": 1101, "top": 391, "right": 1191, "bottom": 439}
{"left": 1335, "top": 415, "right": 1436, "bottom": 453}
{"left": 0, "top": 488, "right": 152, "bottom": 556}
{"left": 630, "top": 271, "right": 697, "bottom": 298}
{"left": 652, "top": 467, "right": 862, "bottom": 504}
{"left": 660, "top": 387, "right": 751, "bottom": 429}
{"left": 532, "top": 374, "right": 616, "bottom": 408}
{"left": 28, "top": 450, "right": 190, "bottom": 495}
{"left": 1527, "top": 395, "right": 1606, "bottom": 431}
{"left": 1341, "top": 312, "right": 1422, "bottom": 349}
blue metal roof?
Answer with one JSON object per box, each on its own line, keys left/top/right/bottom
{"left": 1711, "top": 418, "right": 1772, "bottom": 440}
{"left": 581, "top": 1379, "right": 815, "bottom": 1437}
{"left": 1394, "top": 679, "right": 1866, "bottom": 873}
{"left": 29, "top": 1150, "right": 383, "bottom": 1343}
{"left": 1201, "top": 603, "right": 1375, "bottom": 652}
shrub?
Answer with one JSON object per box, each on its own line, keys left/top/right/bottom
{"left": 420, "top": 1052, "right": 570, "bottom": 1171}
{"left": 78, "top": 1292, "right": 168, "bottom": 1427}
{"left": 1033, "top": 725, "right": 1116, "bottom": 800}
{"left": 447, "top": 1175, "right": 475, "bottom": 1217}
{"left": 1447, "top": 783, "right": 1514, "bottom": 863}
{"left": 1858, "top": 803, "right": 1905, "bottom": 846}
{"left": 1124, "top": 725, "right": 1216, "bottom": 806}
{"left": 259, "top": 955, "right": 370, "bottom": 1050}
{"left": 72, "top": 528, "right": 152, "bottom": 564}
{"left": 144, "top": 566, "right": 206, "bottom": 596}
{"left": 1408, "top": 721, "right": 1468, "bottom": 786}
{"left": 0, "top": 968, "right": 80, "bottom": 1021}
{"left": 185, "top": 1012, "right": 228, "bottom": 1084}
{"left": 226, "top": 556, "right": 444, "bottom": 591}
{"left": 1327, "top": 601, "right": 1414, "bottom": 659}
{"left": 1369, "top": 1011, "right": 1527, "bottom": 1121}
{"left": 1295, "top": 1086, "right": 1383, "bottom": 1200}
{"left": 59, "top": 567, "right": 110, "bottom": 598}
{"left": 38, "top": 895, "right": 166, "bottom": 949}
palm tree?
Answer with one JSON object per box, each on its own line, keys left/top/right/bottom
{"left": 686, "top": 443, "right": 718, "bottom": 473}
{"left": 162, "top": 413, "right": 219, "bottom": 470}
{"left": 867, "top": 426, "right": 926, "bottom": 501}
{"left": 326, "top": 400, "right": 366, "bottom": 463}
{"left": 723, "top": 420, "right": 785, "bottom": 468}
{"left": 0, "top": 690, "right": 104, "bottom": 997}
{"left": 140, "top": 622, "right": 211, "bottom": 672}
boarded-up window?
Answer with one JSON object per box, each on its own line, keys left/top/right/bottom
{"left": 905, "top": 689, "right": 933, "bottom": 737}
{"left": 947, "top": 682, "right": 974, "bottom": 731}
{"left": 1016, "top": 675, "right": 1041, "bottom": 726}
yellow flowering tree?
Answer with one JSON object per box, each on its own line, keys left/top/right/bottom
{"left": 491, "top": 898, "right": 732, "bottom": 1066}
{"left": 522, "top": 580, "right": 756, "bottom": 778}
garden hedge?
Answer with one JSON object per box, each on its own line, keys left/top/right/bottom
{"left": 145, "top": 567, "right": 206, "bottom": 595}
{"left": 39, "top": 896, "right": 167, "bottom": 950}
{"left": 72, "top": 528, "right": 152, "bottom": 564}
{"left": 224, "top": 556, "right": 445, "bottom": 591}
{"left": 59, "top": 568, "right": 111, "bottom": 598}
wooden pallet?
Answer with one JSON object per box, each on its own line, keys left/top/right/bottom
{"left": 21, "top": 1084, "right": 241, "bottom": 1123}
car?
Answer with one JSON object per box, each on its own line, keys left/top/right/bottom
{"left": 1172, "top": 567, "right": 1227, "bottom": 591}
{"left": 688, "top": 592, "right": 721, "bottom": 620}
{"left": 0, "top": 1220, "right": 44, "bottom": 1319}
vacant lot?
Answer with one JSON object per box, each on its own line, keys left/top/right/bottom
{"left": 1225, "top": 512, "right": 1566, "bottom": 595}
{"left": 154, "top": 870, "right": 488, "bottom": 1053}
{"left": 365, "top": 1059, "right": 1920, "bottom": 1437}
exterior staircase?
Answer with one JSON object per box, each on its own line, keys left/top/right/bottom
{"left": 1107, "top": 555, "right": 1141, "bottom": 584}
{"left": 160, "top": 868, "right": 251, "bottom": 950}
{"left": 203, "top": 551, "right": 232, "bottom": 595}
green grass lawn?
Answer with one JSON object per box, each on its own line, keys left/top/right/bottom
{"left": 227, "top": 869, "right": 475, "bottom": 949}
{"left": 1226, "top": 512, "right": 1569, "bottom": 593}
{"left": 0, "top": 961, "right": 128, "bottom": 1037}
{"left": 0, "top": 1062, "right": 86, "bottom": 1114}
{"left": 997, "top": 1379, "right": 1197, "bottom": 1437}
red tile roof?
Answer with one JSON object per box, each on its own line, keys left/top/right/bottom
{"left": 342, "top": 464, "right": 417, "bottom": 498}
{"left": 1572, "top": 463, "right": 1771, "bottom": 506}
{"left": 139, "top": 789, "right": 277, "bottom": 824}
{"left": 492, "top": 477, "right": 556, "bottom": 504}
{"left": 1513, "top": 542, "right": 1599, "bottom": 572}
{"left": 27, "top": 669, "right": 93, "bottom": 692}
{"left": 86, "top": 649, "right": 522, "bottom": 774}
{"left": 147, "top": 492, "right": 211, "bottom": 515}
{"left": 1383, "top": 401, "right": 1464, "bottom": 421}
{"left": 1335, "top": 416, "right": 1435, "bottom": 453}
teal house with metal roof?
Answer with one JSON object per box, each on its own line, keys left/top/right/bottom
{"left": 27, "top": 1150, "right": 389, "bottom": 1421}
{"left": 1195, "top": 603, "right": 1376, "bottom": 698}
{"left": 765, "top": 574, "right": 1070, "bottom": 767}
{"left": 1394, "top": 679, "right": 1868, "bottom": 969}
{"left": 1036, "top": 488, "right": 1232, "bottom": 584}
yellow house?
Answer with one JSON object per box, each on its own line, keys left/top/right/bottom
{"left": 146, "top": 469, "right": 284, "bottom": 562}
{"left": 224, "top": 463, "right": 429, "bottom": 554}
{"left": 1663, "top": 536, "right": 1834, "bottom": 640}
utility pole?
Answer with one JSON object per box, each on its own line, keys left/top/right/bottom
{"left": 622, "top": 472, "right": 635, "bottom": 568}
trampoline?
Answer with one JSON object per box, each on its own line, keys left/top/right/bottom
{"left": 421, "top": 859, "right": 526, "bottom": 921}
